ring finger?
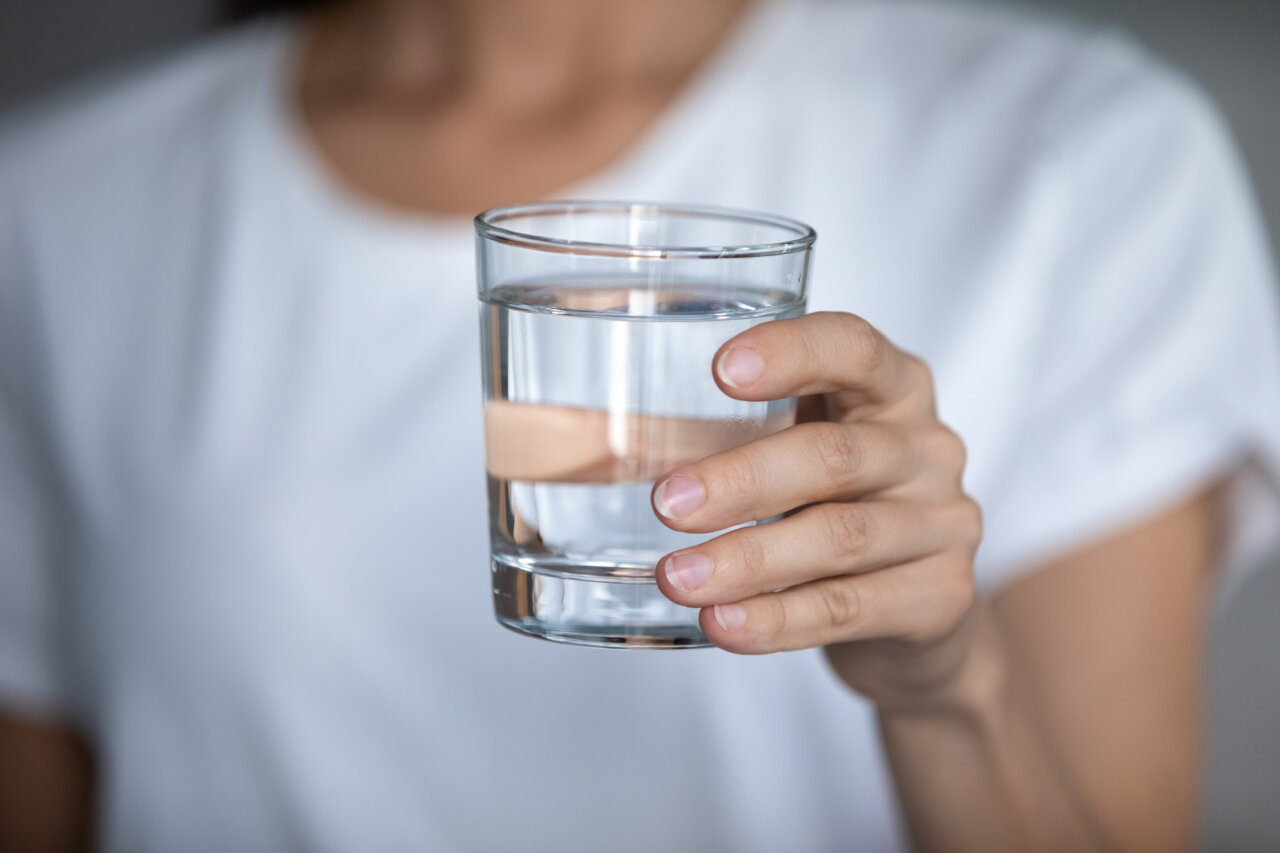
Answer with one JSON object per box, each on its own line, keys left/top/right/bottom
{"left": 656, "top": 498, "right": 972, "bottom": 608}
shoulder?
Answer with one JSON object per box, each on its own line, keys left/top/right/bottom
{"left": 791, "top": 0, "right": 1219, "bottom": 151}
{"left": 0, "top": 20, "right": 289, "bottom": 207}
{"left": 0, "top": 20, "right": 293, "bottom": 364}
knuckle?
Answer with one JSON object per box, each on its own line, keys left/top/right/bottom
{"left": 817, "top": 581, "right": 864, "bottom": 631}
{"left": 733, "top": 595, "right": 787, "bottom": 654}
{"left": 947, "top": 554, "right": 976, "bottom": 602}
{"left": 768, "top": 591, "right": 788, "bottom": 637}
{"left": 942, "top": 556, "right": 977, "bottom": 620}
{"left": 716, "top": 446, "right": 764, "bottom": 503}
{"left": 905, "top": 353, "right": 934, "bottom": 390}
{"left": 903, "top": 556, "right": 974, "bottom": 645}
{"left": 821, "top": 504, "right": 874, "bottom": 560}
{"left": 907, "top": 356, "right": 938, "bottom": 413}
{"left": 847, "top": 316, "right": 887, "bottom": 375}
{"left": 732, "top": 532, "right": 769, "bottom": 590}
{"left": 948, "top": 430, "right": 969, "bottom": 472}
{"left": 929, "top": 549, "right": 975, "bottom": 606}
{"left": 817, "top": 312, "right": 880, "bottom": 375}
{"left": 804, "top": 422, "right": 860, "bottom": 491}
{"left": 924, "top": 425, "right": 967, "bottom": 474}
{"left": 798, "top": 313, "right": 839, "bottom": 375}
{"left": 771, "top": 595, "right": 790, "bottom": 642}
{"left": 955, "top": 496, "right": 984, "bottom": 551}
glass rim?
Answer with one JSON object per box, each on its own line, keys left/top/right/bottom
{"left": 474, "top": 200, "right": 817, "bottom": 259}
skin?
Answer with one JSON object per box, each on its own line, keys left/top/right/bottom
{"left": 0, "top": 710, "right": 94, "bottom": 853}
{"left": 653, "top": 314, "right": 1214, "bottom": 851}
{"left": 0, "top": 1, "right": 1216, "bottom": 850}
{"left": 299, "top": 0, "right": 753, "bottom": 214}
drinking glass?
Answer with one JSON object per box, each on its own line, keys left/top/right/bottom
{"left": 476, "top": 201, "right": 814, "bottom": 648}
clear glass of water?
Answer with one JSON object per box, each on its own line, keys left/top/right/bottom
{"left": 475, "top": 201, "right": 815, "bottom": 648}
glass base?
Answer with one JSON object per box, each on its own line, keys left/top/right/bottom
{"left": 491, "top": 556, "right": 710, "bottom": 649}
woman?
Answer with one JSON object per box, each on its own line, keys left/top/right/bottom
{"left": 1, "top": 0, "right": 1277, "bottom": 850}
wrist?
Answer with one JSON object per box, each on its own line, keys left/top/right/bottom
{"left": 877, "top": 601, "right": 1013, "bottom": 730}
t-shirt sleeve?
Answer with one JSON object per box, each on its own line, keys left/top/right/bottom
{"left": 974, "top": 33, "right": 1280, "bottom": 593}
{"left": 0, "top": 187, "right": 70, "bottom": 718}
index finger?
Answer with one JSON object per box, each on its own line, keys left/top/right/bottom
{"left": 712, "top": 312, "right": 933, "bottom": 414}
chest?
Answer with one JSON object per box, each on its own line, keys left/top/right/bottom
{"left": 30, "top": 230, "right": 483, "bottom": 663}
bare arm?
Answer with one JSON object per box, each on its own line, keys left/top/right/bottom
{"left": 653, "top": 312, "right": 1216, "bottom": 851}
{"left": 880, "top": 491, "right": 1214, "bottom": 851}
{"left": 0, "top": 709, "right": 94, "bottom": 853}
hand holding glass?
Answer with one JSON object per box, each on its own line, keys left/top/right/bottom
{"left": 476, "top": 202, "right": 814, "bottom": 648}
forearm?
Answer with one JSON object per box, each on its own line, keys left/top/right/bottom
{"left": 0, "top": 709, "right": 95, "bottom": 853}
{"left": 877, "top": 604, "right": 1113, "bottom": 853}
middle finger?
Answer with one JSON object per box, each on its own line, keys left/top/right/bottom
{"left": 652, "top": 420, "right": 913, "bottom": 533}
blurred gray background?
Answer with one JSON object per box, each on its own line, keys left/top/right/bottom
{"left": 0, "top": 0, "right": 1276, "bottom": 849}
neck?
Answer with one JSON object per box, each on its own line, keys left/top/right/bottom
{"left": 303, "top": 0, "right": 752, "bottom": 118}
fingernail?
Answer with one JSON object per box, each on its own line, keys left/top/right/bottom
{"left": 714, "top": 604, "right": 747, "bottom": 631}
{"left": 664, "top": 553, "right": 713, "bottom": 592}
{"left": 717, "top": 347, "right": 765, "bottom": 388}
{"left": 654, "top": 476, "right": 705, "bottom": 519}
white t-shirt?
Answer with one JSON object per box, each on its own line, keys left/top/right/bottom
{"left": 2, "top": 1, "right": 1278, "bottom": 851}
